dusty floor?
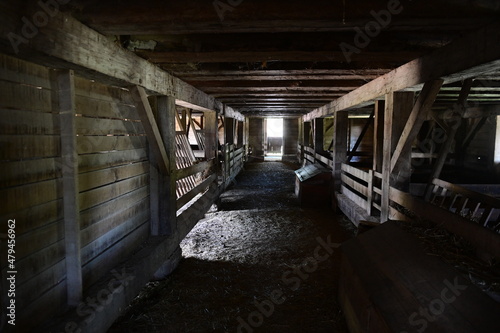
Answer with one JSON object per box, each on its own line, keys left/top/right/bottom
{"left": 109, "top": 161, "right": 350, "bottom": 332}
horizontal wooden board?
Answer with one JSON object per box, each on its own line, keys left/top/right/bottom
{"left": 79, "top": 174, "right": 149, "bottom": 211}
{"left": 78, "top": 149, "right": 148, "bottom": 173}
{"left": 75, "top": 94, "right": 140, "bottom": 120}
{"left": 81, "top": 222, "right": 149, "bottom": 289}
{"left": 16, "top": 219, "right": 64, "bottom": 261}
{"left": 0, "top": 108, "right": 60, "bottom": 135}
{"left": 17, "top": 260, "right": 66, "bottom": 310}
{"left": 75, "top": 116, "right": 145, "bottom": 136}
{"left": 0, "top": 179, "right": 61, "bottom": 215}
{"left": 341, "top": 163, "right": 369, "bottom": 182}
{"left": 5, "top": 239, "right": 65, "bottom": 286}
{"left": 80, "top": 185, "right": 149, "bottom": 230}
{"left": 341, "top": 173, "right": 368, "bottom": 197}
{"left": 74, "top": 76, "right": 134, "bottom": 105}
{"left": 81, "top": 196, "right": 149, "bottom": 247}
{"left": 81, "top": 208, "right": 149, "bottom": 265}
{"left": 342, "top": 185, "right": 368, "bottom": 210}
{"left": 0, "top": 80, "right": 53, "bottom": 112}
{"left": 79, "top": 161, "right": 149, "bottom": 192}
{"left": 0, "top": 135, "right": 60, "bottom": 160}
{"left": 77, "top": 135, "right": 147, "bottom": 155}
{"left": 0, "top": 199, "right": 62, "bottom": 236}
{"left": 0, "top": 54, "right": 52, "bottom": 89}
{"left": 0, "top": 157, "right": 60, "bottom": 188}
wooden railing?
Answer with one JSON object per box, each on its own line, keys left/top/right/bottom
{"left": 340, "top": 163, "right": 382, "bottom": 216}
{"left": 427, "top": 178, "right": 500, "bottom": 232}
{"left": 299, "top": 144, "right": 334, "bottom": 168}
{"left": 224, "top": 144, "right": 245, "bottom": 186}
{"left": 175, "top": 159, "right": 216, "bottom": 210}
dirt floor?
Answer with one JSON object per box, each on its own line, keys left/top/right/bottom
{"left": 109, "top": 161, "right": 351, "bottom": 332}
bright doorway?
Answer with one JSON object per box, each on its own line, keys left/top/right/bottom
{"left": 265, "top": 118, "right": 283, "bottom": 159}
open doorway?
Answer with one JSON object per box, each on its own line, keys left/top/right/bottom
{"left": 265, "top": 118, "right": 283, "bottom": 159}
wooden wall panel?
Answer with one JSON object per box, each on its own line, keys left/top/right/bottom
{"left": 283, "top": 118, "right": 299, "bottom": 155}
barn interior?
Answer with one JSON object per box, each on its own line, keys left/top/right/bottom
{"left": 1, "top": 0, "right": 500, "bottom": 332}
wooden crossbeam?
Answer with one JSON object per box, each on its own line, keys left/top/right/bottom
{"left": 130, "top": 86, "right": 170, "bottom": 175}
{"left": 346, "top": 111, "right": 374, "bottom": 163}
{"left": 390, "top": 80, "right": 443, "bottom": 173}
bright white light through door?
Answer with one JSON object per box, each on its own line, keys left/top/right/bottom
{"left": 266, "top": 118, "right": 283, "bottom": 157}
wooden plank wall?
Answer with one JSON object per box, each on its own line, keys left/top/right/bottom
{"left": 0, "top": 54, "right": 150, "bottom": 329}
{"left": 283, "top": 118, "right": 299, "bottom": 155}
{"left": 248, "top": 118, "right": 264, "bottom": 156}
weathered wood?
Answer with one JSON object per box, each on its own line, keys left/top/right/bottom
{"left": 52, "top": 69, "right": 82, "bottom": 306}
{"left": 175, "top": 160, "right": 214, "bottom": 180}
{"left": 314, "top": 118, "right": 324, "bottom": 155}
{"left": 75, "top": 116, "right": 145, "bottom": 136}
{"left": 332, "top": 111, "right": 348, "bottom": 192}
{"left": 341, "top": 164, "right": 369, "bottom": 182}
{"left": 341, "top": 174, "right": 368, "bottom": 197}
{"left": 372, "top": 101, "right": 385, "bottom": 172}
{"left": 0, "top": 108, "right": 60, "bottom": 135}
{"left": 76, "top": 136, "right": 147, "bottom": 155}
{"left": 177, "top": 174, "right": 217, "bottom": 210}
{"left": 390, "top": 187, "right": 500, "bottom": 258}
{"left": 78, "top": 149, "right": 148, "bottom": 173}
{"left": 346, "top": 111, "right": 373, "bottom": 163}
{"left": 390, "top": 80, "right": 443, "bottom": 173}
{"left": 303, "top": 21, "right": 500, "bottom": 121}
{"left": 424, "top": 79, "right": 474, "bottom": 201}
{"left": 381, "top": 93, "right": 395, "bottom": 222}
{"left": 130, "top": 86, "right": 170, "bottom": 174}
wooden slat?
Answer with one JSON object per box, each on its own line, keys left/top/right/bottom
{"left": 76, "top": 136, "right": 147, "bottom": 155}
{"left": 177, "top": 174, "right": 217, "bottom": 210}
{"left": 75, "top": 95, "right": 139, "bottom": 120}
{"left": 75, "top": 116, "right": 145, "bottom": 135}
{"left": 0, "top": 179, "right": 60, "bottom": 215}
{"left": 341, "top": 174, "right": 368, "bottom": 197}
{"left": 0, "top": 53, "right": 52, "bottom": 89}
{"left": 175, "top": 160, "right": 214, "bottom": 180}
{"left": 79, "top": 174, "right": 149, "bottom": 211}
{"left": 15, "top": 219, "right": 63, "bottom": 261}
{"left": 0, "top": 108, "right": 60, "bottom": 135}
{"left": 74, "top": 76, "right": 134, "bottom": 105}
{"left": 432, "top": 178, "right": 500, "bottom": 209}
{"left": 0, "top": 135, "right": 60, "bottom": 160}
{"left": 0, "top": 199, "right": 62, "bottom": 236}
{"left": 79, "top": 161, "right": 149, "bottom": 192}
{"left": 0, "top": 80, "right": 53, "bottom": 112}
{"left": 78, "top": 149, "right": 148, "bottom": 173}
{"left": 341, "top": 185, "right": 368, "bottom": 210}
{"left": 341, "top": 163, "right": 369, "bottom": 182}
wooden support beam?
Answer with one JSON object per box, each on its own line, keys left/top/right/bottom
{"left": 303, "top": 21, "right": 500, "bottom": 121}
{"left": 373, "top": 101, "right": 385, "bottom": 172}
{"left": 425, "top": 79, "right": 474, "bottom": 201}
{"left": 52, "top": 69, "right": 82, "bottom": 306}
{"left": 381, "top": 92, "right": 414, "bottom": 221}
{"left": 314, "top": 118, "right": 324, "bottom": 155}
{"left": 130, "top": 86, "right": 170, "bottom": 175}
{"left": 0, "top": 5, "right": 244, "bottom": 119}
{"left": 390, "top": 80, "right": 443, "bottom": 173}
{"left": 204, "top": 111, "right": 217, "bottom": 161}
{"left": 332, "top": 112, "right": 348, "bottom": 192}
{"left": 346, "top": 111, "right": 374, "bottom": 163}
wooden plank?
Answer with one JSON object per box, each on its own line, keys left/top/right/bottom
{"left": 0, "top": 135, "right": 60, "bottom": 160}
{"left": 432, "top": 178, "right": 500, "bottom": 209}
{"left": 130, "top": 86, "right": 171, "bottom": 175}
{"left": 74, "top": 76, "right": 135, "bottom": 105}
{"left": 79, "top": 161, "right": 149, "bottom": 192}
{"left": 0, "top": 178, "right": 60, "bottom": 215}
{"left": 373, "top": 102, "right": 385, "bottom": 172}
{"left": 80, "top": 186, "right": 149, "bottom": 230}
{"left": 175, "top": 160, "right": 214, "bottom": 180}
{"left": 341, "top": 174, "right": 368, "bottom": 197}
{"left": 15, "top": 219, "right": 63, "bottom": 261}
{"left": 303, "top": 21, "right": 500, "bottom": 121}
{"left": 177, "top": 174, "right": 217, "bottom": 210}
{"left": 381, "top": 93, "right": 395, "bottom": 222}
{"left": 0, "top": 80, "right": 53, "bottom": 112}
{"left": 390, "top": 80, "right": 443, "bottom": 173}
{"left": 390, "top": 187, "right": 500, "bottom": 258}
{"left": 341, "top": 163, "right": 369, "bottom": 182}
{"left": 78, "top": 149, "right": 148, "bottom": 173}
{"left": 0, "top": 53, "right": 52, "bottom": 88}
{"left": 76, "top": 136, "right": 147, "bottom": 155}
{"left": 52, "top": 69, "right": 82, "bottom": 306}
{"left": 0, "top": 199, "right": 62, "bottom": 236}
{"left": 79, "top": 174, "right": 149, "bottom": 211}
{"left": 0, "top": 7, "right": 227, "bottom": 116}
{"left": 0, "top": 157, "right": 59, "bottom": 188}
{"left": 75, "top": 116, "right": 145, "bottom": 136}
{"left": 75, "top": 95, "right": 139, "bottom": 120}
{"left": 342, "top": 185, "right": 368, "bottom": 210}
{"left": 0, "top": 108, "right": 60, "bottom": 135}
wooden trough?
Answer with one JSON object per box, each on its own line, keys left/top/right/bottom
{"left": 339, "top": 221, "right": 500, "bottom": 333}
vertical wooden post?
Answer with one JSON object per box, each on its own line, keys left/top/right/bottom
{"left": 373, "top": 100, "right": 385, "bottom": 172}
{"left": 381, "top": 92, "right": 414, "bottom": 222}
{"left": 332, "top": 111, "right": 348, "bottom": 192}
{"left": 54, "top": 69, "right": 82, "bottom": 306}
{"left": 314, "top": 118, "right": 324, "bottom": 156}
{"left": 158, "top": 96, "right": 177, "bottom": 235}
{"left": 204, "top": 111, "right": 217, "bottom": 161}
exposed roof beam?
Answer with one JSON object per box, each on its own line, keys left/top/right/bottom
{"left": 0, "top": 3, "right": 244, "bottom": 119}
{"left": 303, "top": 22, "right": 500, "bottom": 121}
